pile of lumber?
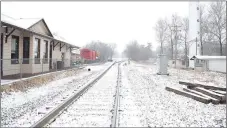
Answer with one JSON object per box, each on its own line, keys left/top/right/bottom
{"left": 165, "top": 81, "right": 226, "bottom": 104}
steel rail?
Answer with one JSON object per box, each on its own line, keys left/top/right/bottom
{"left": 30, "top": 62, "right": 116, "bottom": 128}
{"left": 111, "top": 61, "right": 122, "bottom": 127}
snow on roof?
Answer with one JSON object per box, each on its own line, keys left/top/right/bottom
{"left": 2, "top": 14, "right": 80, "bottom": 48}
{"left": 52, "top": 32, "right": 80, "bottom": 48}
{"left": 1, "top": 14, "right": 41, "bottom": 29}
{"left": 193, "top": 55, "right": 226, "bottom": 60}
{"left": 52, "top": 32, "right": 67, "bottom": 42}
{"left": 1, "top": 14, "right": 17, "bottom": 26}
{"left": 15, "top": 18, "right": 41, "bottom": 29}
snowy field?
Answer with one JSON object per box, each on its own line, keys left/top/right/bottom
{"left": 121, "top": 61, "right": 226, "bottom": 127}
{"left": 49, "top": 63, "right": 118, "bottom": 127}
{"left": 1, "top": 62, "right": 113, "bottom": 127}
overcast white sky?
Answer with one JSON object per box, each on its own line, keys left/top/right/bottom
{"left": 2, "top": 2, "right": 189, "bottom": 53}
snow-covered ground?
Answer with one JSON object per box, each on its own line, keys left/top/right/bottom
{"left": 49, "top": 64, "right": 118, "bottom": 127}
{"left": 2, "top": 61, "right": 225, "bottom": 127}
{"left": 136, "top": 61, "right": 226, "bottom": 88}
{"left": 122, "top": 61, "right": 226, "bottom": 127}
{"left": 1, "top": 62, "right": 113, "bottom": 127}
{"left": 1, "top": 79, "right": 18, "bottom": 85}
{"left": 0, "top": 63, "right": 103, "bottom": 86}
{"left": 119, "top": 63, "right": 148, "bottom": 127}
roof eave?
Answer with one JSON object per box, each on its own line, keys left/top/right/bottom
{"left": 2, "top": 21, "right": 79, "bottom": 48}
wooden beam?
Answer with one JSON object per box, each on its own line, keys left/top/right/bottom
{"left": 5, "top": 27, "right": 8, "bottom": 33}
{"left": 60, "top": 42, "right": 61, "bottom": 51}
{"left": 179, "top": 80, "right": 226, "bottom": 91}
{"left": 60, "top": 42, "right": 65, "bottom": 51}
{"left": 165, "top": 86, "right": 211, "bottom": 104}
{"left": 211, "top": 90, "right": 226, "bottom": 95}
{"left": 67, "top": 45, "right": 71, "bottom": 50}
{"left": 5, "top": 28, "right": 15, "bottom": 43}
{"left": 50, "top": 40, "right": 54, "bottom": 50}
{"left": 183, "top": 87, "right": 220, "bottom": 104}
{"left": 191, "top": 87, "right": 226, "bottom": 101}
{"left": 53, "top": 42, "right": 59, "bottom": 51}
{"left": 70, "top": 47, "right": 73, "bottom": 52}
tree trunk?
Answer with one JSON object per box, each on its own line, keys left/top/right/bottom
{"left": 220, "top": 41, "right": 223, "bottom": 56}
{"left": 185, "top": 38, "right": 188, "bottom": 68}
{"left": 200, "top": 37, "right": 203, "bottom": 55}
{"left": 160, "top": 42, "right": 163, "bottom": 54}
{"left": 171, "top": 38, "right": 173, "bottom": 59}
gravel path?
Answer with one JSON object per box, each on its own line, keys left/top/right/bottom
{"left": 125, "top": 62, "right": 226, "bottom": 127}
{"left": 1, "top": 63, "right": 112, "bottom": 127}
{"left": 49, "top": 64, "right": 118, "bottom": 127}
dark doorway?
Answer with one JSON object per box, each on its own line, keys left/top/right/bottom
{"left": 49, "top": 42, "right": 52, "bottom": 69}
{"left": 1, "top": 33, "right": 3, "bottom": 76}
{"left": 23, "top": 37, "right": 30, "bottom": 64}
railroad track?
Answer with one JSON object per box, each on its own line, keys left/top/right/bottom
{"left": 111, "top": 62, "right": 122, "bottom": 127}
{"left": 30, "top": 61, "right": 124, "bottom": 127}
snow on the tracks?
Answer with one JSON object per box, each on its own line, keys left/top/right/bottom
{"left": 1, "top": 62, "right": 112, "bottom": 127}
{"left": 119, "top": 63, "right": 147, "bottom": 127}
{"left": 125, "top": 61, "right": 226, "bottom": 127}
{"left": 49, "top": 64, "right": 118, "bottom": 127}
{"left": 2, "top": 61, "right": 225, "bottom": 127}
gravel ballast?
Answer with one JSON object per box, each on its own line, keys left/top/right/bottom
{"left": 1, "top": 63, "right": 112, "bottom": 127}
{"left": 49, "top": 64, "right": 118, "bottom": 127}
{"left": 123, "top": 62, "right": 226, "bottom": 127}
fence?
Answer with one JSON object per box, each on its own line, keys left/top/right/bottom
{"left": 0, "top": 58, "right": 84, "bottom": 80}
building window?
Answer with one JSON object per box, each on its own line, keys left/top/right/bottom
{"left": 43, "top": 40, "right": 48, "bottom": 64}
{"left": 196, "top": 59, "right": 200, "bottom": 64}
{"left": 11, "top": 35, "right": 19, "bottom": 64}
{"left": 23, "top": 37, "right": 30, "bottom": 64}
{"left": 34, "top": 38, "right": 40, "bottom": 64}
{"left": 195, "top": 59, "right": 203, "bottom": 67}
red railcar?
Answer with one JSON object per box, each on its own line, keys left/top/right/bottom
{"left": 80, "top": 48, "right": 97, "bottom": 60}
{"left": 80, "top": 48, "right": 92, "bottom": 60}
{"left": 92, "top": 50, "right": 96, "bottom": 60}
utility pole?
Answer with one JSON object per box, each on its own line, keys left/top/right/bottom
{"left": 171, "top": 25, "right": 181, "bottom": 68}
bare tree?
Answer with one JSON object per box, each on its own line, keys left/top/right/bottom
{"left": 124, "top": 41, "right": 153, "bottom": 61}
{"left": 199, "top": 4, "right": 207, "bottom": 55}
{"left": 207, "top": 1, "right": 226, "bottom": 55}
{"left": 108, "top": 43, "right": 117, "bottom": 59}
{"left": 179, "top": 17, "right": 189, "bottom": 67}
{"left": 85, "top": 41, "right": 113, "bottom": 62}
{"left": 154, "top": 18, "right": 168, "bottom": 54}
{"left": 124, "top": 40, "right": 140, "bottom": 60}
{"left": 165, "top": 19, "right": 174, "bottom": 59}
{"left": 171, "top": 14, "right": 182, "bottom": 61}
{"left": 164, "top": 14, "right": 183, "bottom": 59}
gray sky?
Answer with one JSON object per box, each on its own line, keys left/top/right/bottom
{"left": 2, "top": 1, "right": 189, "bottom": 53}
